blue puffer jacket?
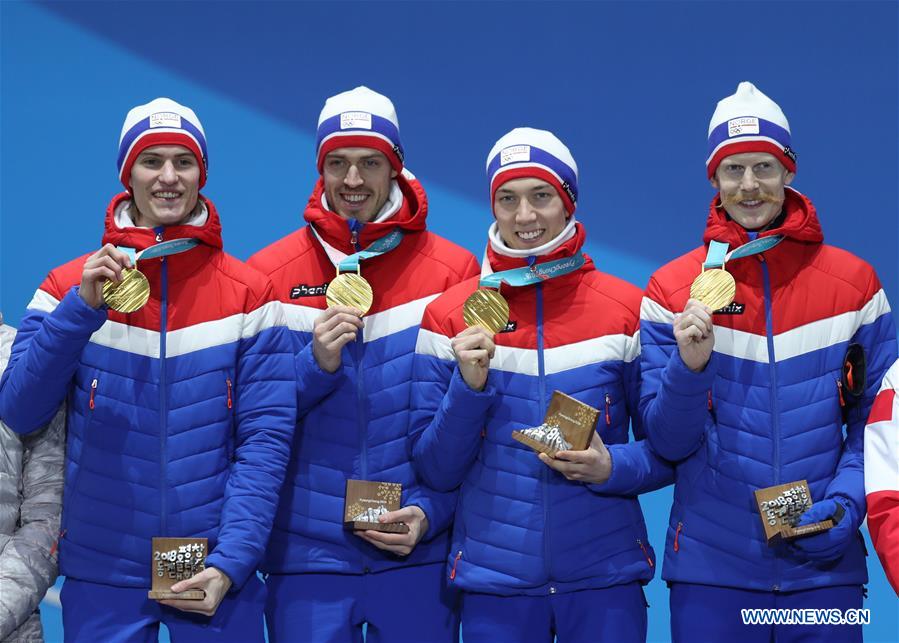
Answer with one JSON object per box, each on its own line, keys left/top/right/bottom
{"left": 0, "top": 193, "right": 296, "bottom": 590}
{"left": 640, "top": 189, "right": 897, "bottom": 592}
{"left": 410, "top": 223, "right": 672, "bottom": 596}
{"left": 248, "top": 173, "right": 480, "bottom": 574}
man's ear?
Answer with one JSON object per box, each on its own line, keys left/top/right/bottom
{"left": 391, "top": 169, "right": 398, "bottom": 179}
{"left": 783, "top": 171, "right": 795, "bottom": 186}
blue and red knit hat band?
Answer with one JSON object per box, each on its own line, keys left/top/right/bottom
{"left": 486, "top": 128, "right": 579, "bottom": 215}
{"left": 706, "top": 82, "right": 796, "bottom": 178}
{"left": 117, "top": 98, "right": 208, "bottom": 190}
{"left": 315, "top": 87, "right": 404, "bottom": 173}
{"left": 487, "top": 147, "right": 578, "bottom": 214}
{"left": 706, "top": 116, "right": 794, "bottom": 178}
{"left": 316, "top": 112, "right": 404, "bottom": 173}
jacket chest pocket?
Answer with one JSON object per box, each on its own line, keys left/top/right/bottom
{"left": 89, "top": 378, "right": 98, "bottom": 411}
{"left": 81, "top": 376, "right": 101, "bottom": 443}
{"left": 595, "top": 383, "right": 626, "bottom": 442}
{"left": 223, "top": 372, "right": 236, "bottom": 462}
{"left": 63, "top": 374, "right": 101, "bottom": 529}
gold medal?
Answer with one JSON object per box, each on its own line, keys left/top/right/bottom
{"left": 463, "top": 289, "right": 510, "bottom": 334}
{"left": 102, "top": 268, "right": 150, "bottom": 313}
{"left": 326, "top": 272, "right": 374, "bottom": 316}
{"left": 690, "top": 268, "right": 736, "bottom": 311}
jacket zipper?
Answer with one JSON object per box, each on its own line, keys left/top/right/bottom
{"left": 64, "top": 376, "right": 98, "bottom": 532}
{"left": 349, "top": 220, "right": 367, "bottom": 572}
{"left": 760, "top": 257, "right": 781, "bottom": 483}
{"left": 604, "top": 393, "right": 611, "bottom": 426}
{"left": 536, "top": 283, "right": 551, "bottom": 581}
{"left": 708, "top": 390, "right": 717, "bottom": 423}
{"left": 356, "top": 335, "right": 367, "bottom": 479}
{"left": 225, "top": 374, "right": 236, "bottom": 462}
{"left": 354, "top": 316, "right": 368, "bottom": 572}
{"left": 637, "top": 539, "right": 654, "bottom": 568}
{"left": 348, "top": 219, "right": 362, "bottom": 252}
{"left": 836, "top": 380, "right": 845, "bottom": 408}
{"left": 760, "top": 256, "right": 781, "bottom": 590}
{"left": 159, "top": 229, "right": 169, "bottom": 535}
{"left": 844, "top": 358, "right": 856, "bottom": 391}
{"left": 346, "top": 226, "right": 364, "bottom": 472}
{"left": 674, "top": 521, "right": 683, "bottom": 552}
{"left": 50, "top": 530, "right": 67, "bottom": 556}
{"left": 450, "top": 550, "right": 462, "bottom": 580}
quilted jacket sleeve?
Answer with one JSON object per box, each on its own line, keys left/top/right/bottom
{"left": 204, "top": 288, "right": 296, "bottom": 590}
{"left": 402, "top": 475, "right": 458, "bottom": 543}
{"left": 865, "top": 359, "right": 899, "bottom": 596}
{"left": 824, "top": 280, "right": 898, "bottom": 541}
{"left": 409, "top": 304, "right": 496, "bottom": 493}
{"left": 294, "top": 339, "right": 344, "bottom": 418}
{"left": 638, "top": 278, "right": 718, "bottom": 462}
{"left": 594, "top": 343, "right": 675, "bottom": 496}
{"left": 0, "top": 285, "right": 106, "bottom": 435}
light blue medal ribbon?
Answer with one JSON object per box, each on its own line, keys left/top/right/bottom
{"left": 324, "top": 228, "right": 405, "bottom": 316}
{"left": 131, "top": 238, "right": 201, "bottom": 262}
{"left": 463, "top": 253, "right": 586, "bottom": 334}
{"left": 103, "top": 238, "right": 201, "bottom": 313}
{"left": 118, "top": 246, "right": 138, "bottom": 265}
{"left": 702, "top": 240, "right": 730, "bottom": 270}
{"left": 335, "top": 228, "right": 404, "bottom": 274}
{"left": 695, "top": 234, "right": 785, "bottom": 311}
{"left": 479, "top": 253, "right": 586, "bottom": 290}
{"left": 702, "top": 234, "right": 786, "bottom": 268}
{"left": 725, "top": 234, "right": 784, "bottom": 261}
{"left": 115, "top": 238, "right": 202, "bottom": 266}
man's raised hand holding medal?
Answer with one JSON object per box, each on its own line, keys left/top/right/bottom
{"left": 78, "top": 243, "right": 134, "bottom": 309}
{"left": 673, "top": 298, "right": 715, "bottom": 373}
{"left": 451, "top": 326, "right": 496, "bottom": 392}
{"left": 312, "top": 305, "right": 364, "bottom": 374}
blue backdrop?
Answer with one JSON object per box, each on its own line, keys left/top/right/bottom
{"left": 2, "top": 1, "right": 897, "bottom": 641}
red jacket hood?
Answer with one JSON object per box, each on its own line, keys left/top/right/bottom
{"left": 303, "top": 172, "right": 428, "bottom": 254}
{"left": 702, "top": 187, "right": 824, "bottom": 248}
{"left": 101, "top": 192, "right": 224, "bottom": 251}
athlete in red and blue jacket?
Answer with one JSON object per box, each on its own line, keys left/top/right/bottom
{"left": 0, "top": 98, "right": 296, "bottom": 641}
{"left": 865, "top": 359, "right": 899, "bottom": 597}
{"left": 248, "top": 87, "right": 479, "bottom": 643}
{"left": 640, "top": 82, "right": 897, "bottom": 642}
{"left": 410, "top": 128, "right": 671, "bottom": 642}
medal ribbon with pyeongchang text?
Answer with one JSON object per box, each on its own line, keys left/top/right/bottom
{"left": 323, "top": 228, "right": 405, "bottom": 316}
{"left": 463, "top": 254, "right": 587, "bottom": 334}
{"left": 690, "top": 235, "right": 785, "bottom": 311}
{"left": 102, "top": 238, "right": 201, "bottom": 313}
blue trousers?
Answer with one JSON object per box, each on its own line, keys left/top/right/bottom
{"left": 264, "top": 562, "right": 459, "bottom": 643}
{"left": 670, "top": 583, "right": 864, "bottom": 643}
{"left": 461, "top": 582, "right": 648, "bottom": 643}
{"left": 60, "top": 574, "right": 267, "bottom": 643}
